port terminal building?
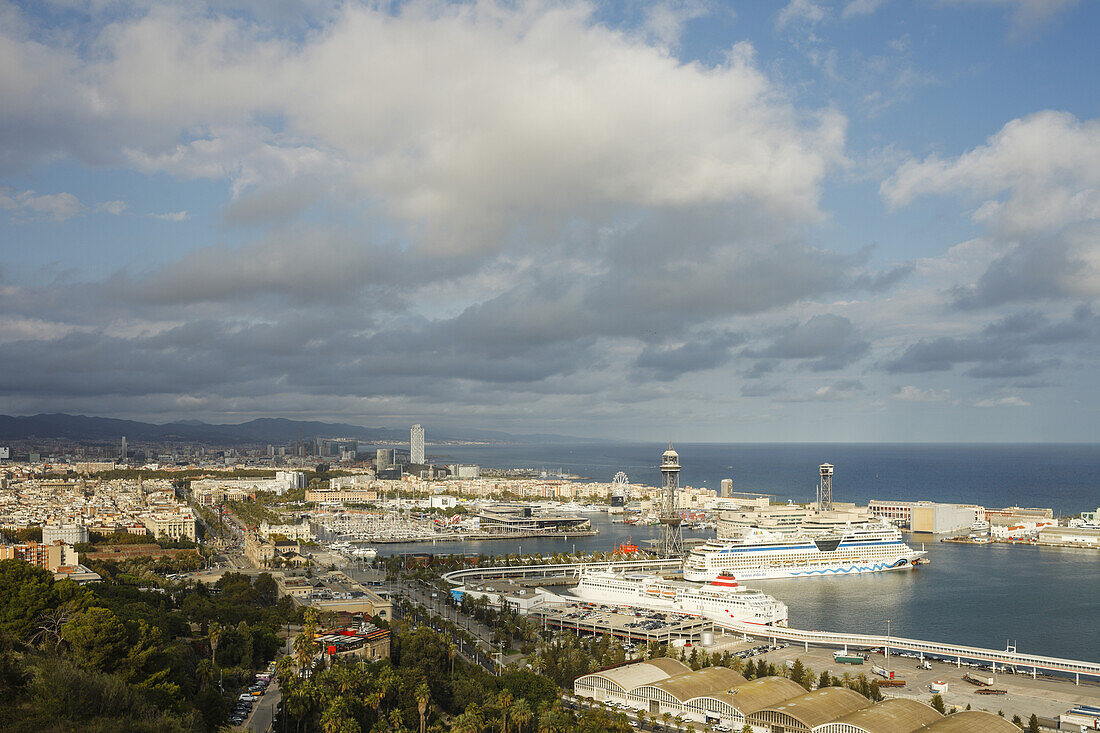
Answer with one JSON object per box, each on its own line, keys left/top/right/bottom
{"left": 475, "top": 507, "right": 591, "bottom": 533}
{"left": 867, "top": 501, "right": 983, "bottom": 533}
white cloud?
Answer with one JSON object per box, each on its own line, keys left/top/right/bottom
{"left": 98, "top": 200, "right": 127, "bottom": 215}
{"left": 939, "top": 0, "right": 1080, "bottom": 35}
{"left": 777, "top": 0, "right": 828, "bottom": 29}
{"left": 892, "top": 385, "right": 950, "bottom": 402}
{"left": 0, "top": 188, "right": 85, "bottom": 221}
{"left": 152, "top": 210, "right": 191, "bottom": 222}
{"left": 843, "top": 0, "right": 886, "bottom": 18}
{"left": 975, "top": 395, "right": 1030, "bottom": 407}
{"left": 882, "top": 111, "right": 1100, "bottom": 304}
{"left": 1, "top": 2, "right": 847, "bottom": 257}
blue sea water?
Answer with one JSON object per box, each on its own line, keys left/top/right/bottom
{"left": 391, "top": 442, "right": 1100, "bottom": 662}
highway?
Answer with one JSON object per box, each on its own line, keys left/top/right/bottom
{"left": 714, "top": 618, "right": 1100, "bottom": 684}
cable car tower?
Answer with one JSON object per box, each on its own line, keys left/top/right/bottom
{"left": 657, "top": 444, "right": 684, "bottom": 558}
{"left": 818, "top": 463, "right": 834, "bottom": 512}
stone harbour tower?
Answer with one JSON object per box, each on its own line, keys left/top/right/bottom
{"left": 657, "top": 443, "right": 684, "bottom": 558}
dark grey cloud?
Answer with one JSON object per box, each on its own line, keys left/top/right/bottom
{"left": 634, "top": 332, "right": 744, "bottom": 381}
{"left": 744, "top": 314, "right": 870, "bottom": 371}
{"left": 952, "top": 222, "right": 1100, "bottom": 309}
{"left": 885, "top": 306, "right": 1099, "bottom": 376}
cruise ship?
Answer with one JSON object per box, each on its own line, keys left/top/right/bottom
{"left": 571, "top": 569, "right": 788, "bottom": 626}
{"left": 683, "top": 520, "right": 925, "bottom": 581}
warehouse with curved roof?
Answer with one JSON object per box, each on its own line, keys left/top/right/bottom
{"left": 812, "top": 697, "right": 943, "bottom": 733}
{"left": 633, "top": 666, "right": 748, "bottom": 721}
{"left": 747, "top": 687, "right": 873, "bottom": 733}
{"left": 575, "top": 659, "right": 815, "bottom": 729}
{"left": 920, "top": 710, "right": 1022, "bottom": 733}
{"left": 573, "top": 658, "right": 689, "bottom": 704}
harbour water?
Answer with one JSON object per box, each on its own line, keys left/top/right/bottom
{"left": 374, "top": 442, "right": 1100, "bottom": 663}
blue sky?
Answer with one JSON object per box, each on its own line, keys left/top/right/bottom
{"left": 1, "top": 0, "right": 1098, "bottom": 441}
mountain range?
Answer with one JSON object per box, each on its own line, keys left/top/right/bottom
{"left": 0, "top": 413, "right": 583, "bottom": 445}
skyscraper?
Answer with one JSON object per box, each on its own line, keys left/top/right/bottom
{"left": 410, "top": 424, "right": 425, "bottom": 464}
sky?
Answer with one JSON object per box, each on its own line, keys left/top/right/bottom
{"left": 1, "top": 0, "right": 1098, "bottom": 442}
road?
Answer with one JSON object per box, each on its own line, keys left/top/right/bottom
{"left": 382, "top": 577, "right": 517, "bottom": 673}
{"left": 240, "top": 678, "right": 281, "bottom": 733}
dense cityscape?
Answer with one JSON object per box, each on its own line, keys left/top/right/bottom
{"left": 1, "top": 424, "right": 1097, "bottom": 732}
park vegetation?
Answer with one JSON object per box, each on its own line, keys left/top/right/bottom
{"left": 0, "top": 559, "right": 298, "bottom": 732}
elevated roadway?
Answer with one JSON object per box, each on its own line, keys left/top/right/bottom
{"left": 715, "top": 619, "right": 1100, "bottom": 685}
{"left": 441, "top": 558, "right": 682, "bottom": 585}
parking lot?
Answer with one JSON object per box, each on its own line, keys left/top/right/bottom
{"left": 530, "top": 602, "right": 714, "bottom": 645}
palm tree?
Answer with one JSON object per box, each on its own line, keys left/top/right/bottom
{"left": 662, "top": 712, "right": 672, "bottom": 730}
{"left": 511, "top": 699, "right": 533, "bottom": 733}
{"left": 452, "top": 704, "right": 486, "bottom": 733}
{"left": 416, "top": 682, "right": 431, "bottom": 733}
{"left": 497, "top": 689, "right": 514, "bottom": 733}
{"left": 208, "top": 621, "right": 222, "bottom": 665}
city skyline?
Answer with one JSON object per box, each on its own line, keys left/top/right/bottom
{"left": 1, "top": 1, "right": 1098, "bottom": 442}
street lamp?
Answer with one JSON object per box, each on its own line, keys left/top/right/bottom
{"left": 886, "top": 619, "right": 891, "bottom": 660}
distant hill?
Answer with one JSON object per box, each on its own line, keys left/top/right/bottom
{"left": 0, "top": 413, "right": 585, "bottom": 445}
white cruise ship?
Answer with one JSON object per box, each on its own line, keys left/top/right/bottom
{"left": 571, "top": 569, "right": 787, "bottom": 626}
{"left": 683, "top": 520, "right": 925, "bottom": 582}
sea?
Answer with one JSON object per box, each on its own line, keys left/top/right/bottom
{"left": 377, "top": 442, "right": 1100, "bottom": 663}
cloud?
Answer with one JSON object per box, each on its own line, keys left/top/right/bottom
{"left": 777, "top": 379, "right": 866, "bottom": 402}
{"left": 0, "top": 188, "right": 85, "bottom": 221}
{"left": 842, "top": 0, "right": 886, "bottom": 18}
{"left": 938, "top": 0, "right": 1080, "bottom": 36}
{"left": 635, "top": 332, "right": 744, "bottom": 381}
{"left": 883, "top": 111, "right": 1100, "bottom": 307}
{"left": 151, "top": 210, "right": 191, "bottom": 221}
{"left": 1, "top": 2, "right": 847, "bottom": 253}
{"left": 885, "top": 306, "right": 1098, "bottom": 377}
{"left": 892, "top": 385, "right": 950, "bottom": 402}
{"left": 974, "top": 395, "right": 1030, "bottom": 407}
{"left": 98, "top": 200, "right": 127, "bottom": 215}
{"left": 777, "top": 0, "right": 828, "bottom": 29}
{"left": 749, "top": 314, "right": 871, "bottom": 371}
{"left": 0, "top": 187, "right": 127, "bottom": 221}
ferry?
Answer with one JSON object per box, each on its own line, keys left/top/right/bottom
{"left": 683, "top": 520, "right": 925, "bottom": 581}
{"left": 571, "top": 569, "right": 787, "bottom": 626}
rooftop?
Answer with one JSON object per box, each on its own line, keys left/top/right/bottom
{"left": 647, "top": 666, "right": 748, "bottom": 702}
{"left": 920, "top": 710, "right": 1022, "bottom": 733}
{"left": 753, "top": 686, "right": 871, "bottom": 728}
{"left": 818, "top": 697, "right": 943, "bottom": 733}
{"left": 582, "top": 658, "right": 691, "bottom": 692}
{"left": 727, "top": 676, "right": 808, "bottom": 714}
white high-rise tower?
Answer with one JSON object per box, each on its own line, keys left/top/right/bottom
{"left": 410, "top": 424, "right": 425, "bottom": 464}
{"left": 657, "top": 444, "right": 684, "bottom": 558}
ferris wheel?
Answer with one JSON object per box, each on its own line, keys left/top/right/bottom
{"left": 613, "top": 471, "right": 629, "bottom": 486}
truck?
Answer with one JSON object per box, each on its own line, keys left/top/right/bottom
{"left": 871, "top": 665, "right": 896, "bottom": 680}
{"left": 877, "top": 679, "right": 907, "bottom": 687}
{"left": 834, "top": 654, "right": 865, "bottom": 665}
{"left": 963, "top": 672, "right": 995, "bottom": 686}
{"left": 919, "top": 660, "right": 933, "bottom": 670}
